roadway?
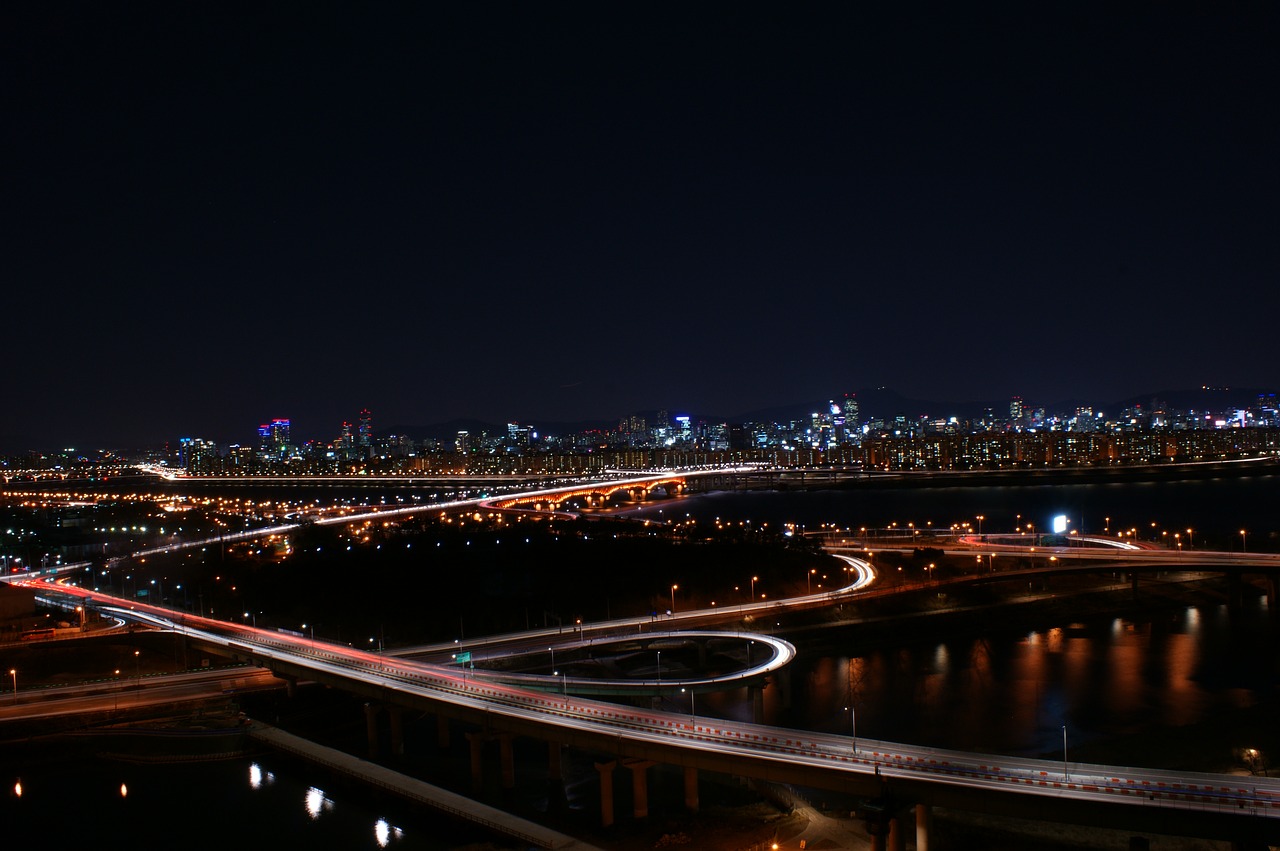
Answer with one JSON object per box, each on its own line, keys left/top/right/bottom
{"left": 1, "top": 467, "right": 747, "bottom": 587}
{"left": 0, "top": 667, "right": 282, "bottom": 723}
{"left": 14, "top": 557, "right": 1280, "bottom": 842}
{"left": 9, "top": 470, "right": 1280, "bottom": 841}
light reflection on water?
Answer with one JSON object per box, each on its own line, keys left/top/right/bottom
{"left": 631, "top": 474, "right": 1280, "bottom": 753}
{"left": 0, "top": 755, "right": 432, "bottom": 849}
{"left": 375, "top": 818, "right": 405, "bottom": 848}
{"left": 781, "top": 596, "right": 1278, "bottom": 757}
{"left": 305, "top": 785, "right": 334, "bottom": 819}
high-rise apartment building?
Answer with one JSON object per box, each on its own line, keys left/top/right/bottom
{"left": 358, "top": 409, "right": 373, "bottom": 448}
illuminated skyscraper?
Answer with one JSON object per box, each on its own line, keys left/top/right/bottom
{"left": 842, "top": 393, "right": 859, "bottom": 429}
{"left": 270, "top": 418, "right": 290, "bottom": 456}
{"left": 358, "top": 409, "right": 373, "bottom": 448}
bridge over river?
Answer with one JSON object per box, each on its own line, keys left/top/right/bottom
{"left": 16, "top": 567, "right": 1280, "bottom": 850}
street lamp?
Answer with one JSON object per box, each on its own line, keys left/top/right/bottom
{"left": 750, "top": 576, "right": 758, "bottom": 602}
{"left": 1062, "top": 725, "right": 1069, "bottom": 781}
{"left": 8, "top": 669, "right": 15, "bottom": 703}
{"left": 656, "top": 650, "right": 662, "bottom": 689}
{"left": 114, "top": 669, "right": 121, "bottom": 710}
{"left": 683, "top": 687, "right": 696, "bottom": 720}
{"left": 1186, "top": 528, "right": 1194, "bottom": 549}
{"left": 1241, "top": 530, "right": 1248, "bottom": 553}
{"left": 807, "top": 569, "right": 815, "bottom": 595}
{"left": 976, "top": 515, "right": 984, "bottom": 537}
{"left": 845, "top": 704, "right": 857, "bottom": 752}
{"left": 670, "top": 584, "right": 678, "bottom": 615}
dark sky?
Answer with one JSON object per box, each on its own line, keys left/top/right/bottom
{"left": 6, "top": 4, "right": 1278, "bottom": 449}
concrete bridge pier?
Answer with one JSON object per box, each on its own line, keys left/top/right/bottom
{"left": 1228, "top": 573, "right": 1244, "bottom": 610}
{"left": 915, "top": 803, "right": 931, "bottom": 851}
{"left": 1130, "top": 571, "right": 1139, "bottom": 600}
{"left": 596, "top": 760, "right": 617, "bottom": 827}
{"left": 281, "top": 674, "right": 297, "bottom": 699}
{"left": 684, "top": 766, "right": 699, "bottom": 813}
{"left": 437, "top": 714, "right": 451, "bottom": 750}
{"left": 750, "top": 685, "right": 765, "bottom": 724}
{"left": 887, "top": 816, "right": 906, "bottom": 851}
{"left": 388, "top": 707, "right": 405, "bottom": 759}
{"left": 865, "top": 815, "right": 889, "bottom": 851}
{"left": 548, "top": 740, "right": 563, "bottom": 781}
{"left": 778, "top": 667, "right": 793, "bottom": 710}
{"left": 624, "top": 758, "right": 655, "bottom": 818}
{"left": 1266, "top": 576, "right": 1278, "bottom": 615}
{"left": 466, "top": 732, "right": 486, "bottom": 794}
{"left": 363, "top": 702, "right": 380, "bottom": 759}
{"left": 499, "top": 732, "right": 516, "bottom": 789}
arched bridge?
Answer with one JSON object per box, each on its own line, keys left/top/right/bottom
{"left": 486, "top": 474, "right": 687, "bottom": 513}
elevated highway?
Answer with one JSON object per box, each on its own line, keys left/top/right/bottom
{"left": 10, "top": 471, "right": 1280, "bottom": 844}
{"left": 16, "top": 555, "right": 1280, "bottom": 846}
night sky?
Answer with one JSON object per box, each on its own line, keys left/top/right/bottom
{"left": 6, "top": 4, "right": 1278, "bottom": 449}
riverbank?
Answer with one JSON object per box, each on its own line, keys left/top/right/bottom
{"left": 825, "top": 456, "right": 1280, "bottom": 490}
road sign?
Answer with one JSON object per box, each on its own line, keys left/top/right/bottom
{"left": 455, "top": 651, "right": 472, "bottom": 664}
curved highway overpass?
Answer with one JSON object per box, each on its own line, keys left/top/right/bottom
{"left": 11, "top": 471, "right": 1280, "bottom": 844}
{"left": 17, "top": 557, "right": 1280, "bottom": 845}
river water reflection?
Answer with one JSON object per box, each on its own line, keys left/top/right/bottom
{"left": 1, "top": 750, "right": 493, "bottom": 850}
{"left": 633, "top": 474, "right": 1280, "bottom": 760}
{"left": 753, "top": 596, "right": 1277, "bottom": 760}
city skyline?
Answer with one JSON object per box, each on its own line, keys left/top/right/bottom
{"left": 7, "top": 6, "right": 1278, "bottom": 449}
{"left": 6, "top": 381, "right": 1278, "bottom": 458}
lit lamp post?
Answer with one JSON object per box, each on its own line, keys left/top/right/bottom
{"left": 114, "top": 669, "right": 121, "bottom": 710}
{"left": 9, "top": 669, "right": 15, "bottom": 703}
{"left": 750, "top": 576, "right": 758, "bottom": 602}
{"left": 1186, "top": 528, "right": 1194, "bottom": 550}
{"left": 656, "top": 650, "right": 662, "bottom": 690}
{"left": 1241, "top": 530, "right": 1248, "bottom": 553}
{"left": 1063, "top": 725, "right": 1069, "bottom": 781}
{"left": 807, "top": 569, "right": 815, "bottom": 595}
{"left": 976, "top": 515, "right": 984, "bottom": 537}
{"left": 670, "top": 584, "right": 678, "bottom": 615}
